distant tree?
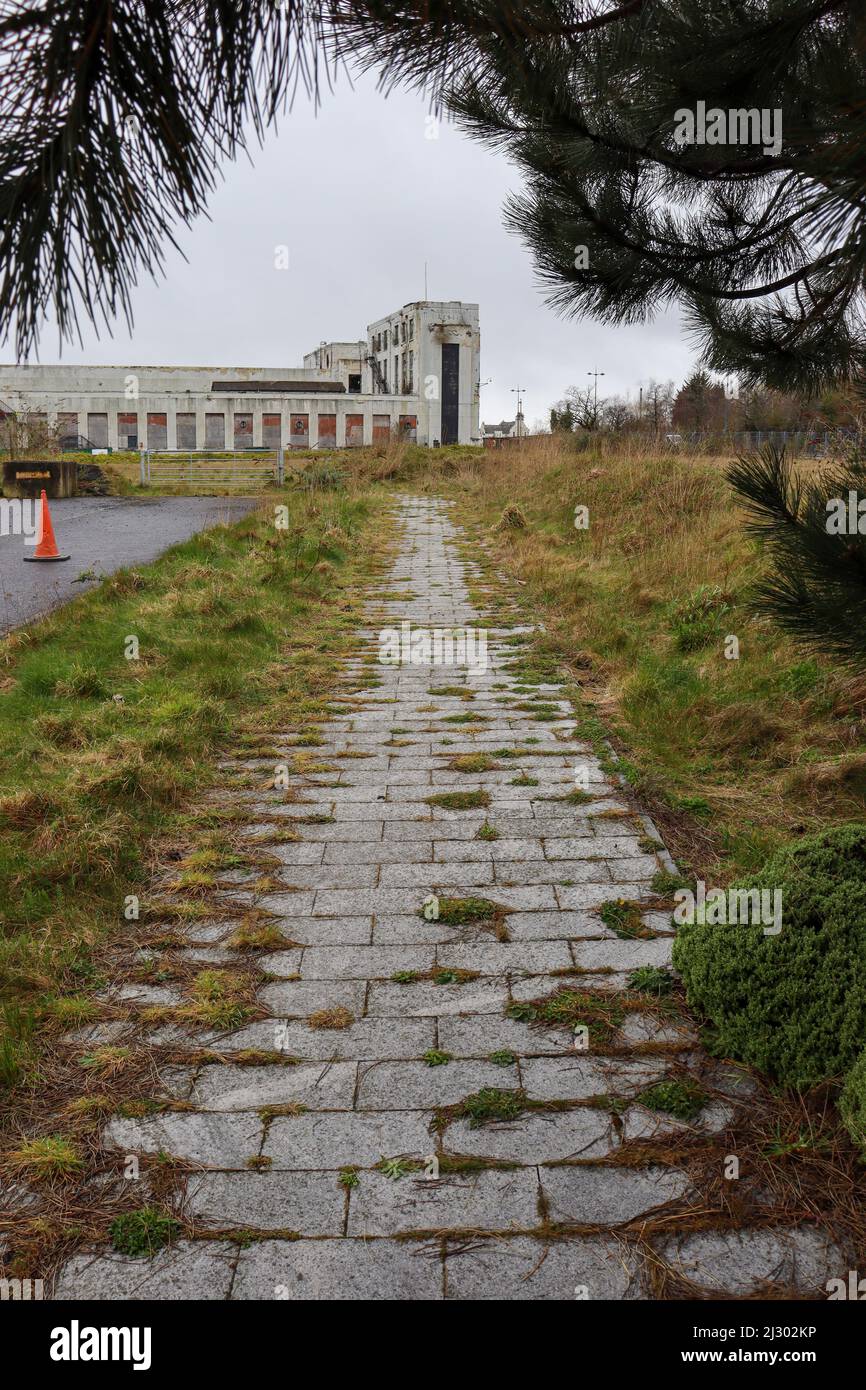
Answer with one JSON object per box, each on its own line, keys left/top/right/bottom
{"left": 564, "top": 383, "right": 603, "bottom": 430}
{"left": 550, "top": 400, "right": 575, "bottom": 433}
{"left": 640, "top": 379, "right": 676, "bottom": 433}
{"left": 600, "top": 395, "right": 632, "bottom": 431}
{"left": 672, "top": 372, "right": 729, "bottom": 432}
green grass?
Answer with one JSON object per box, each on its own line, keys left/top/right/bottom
{"left": 599, "top": 898, "right": 653, "bottom": 939}
{"left": 425, "top": 790, "right": 490, "bottom": 810}
{"left": 108, "top": 1207, "right": 181, "bottom": 1257}
{"left": 453, "top": 1087, "right": 526, "bottom": 1127}
{"left": 0, "top": 488, "right": 388, "bottom": 1090}
{"left": 638, "top": 1079, "right": 709, "bottom": 1122}
{"left": 417, "top": 436, "right": 866, "bottom": 884}
{"left": 429, "top": 896, "right": 504, "bottom": 926}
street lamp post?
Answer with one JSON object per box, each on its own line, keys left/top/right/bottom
{"left": 511, "top": 386, "right": 526, "bottom": 440}
{"left": 587, "top": 368, "right": 605, "bottom": 425}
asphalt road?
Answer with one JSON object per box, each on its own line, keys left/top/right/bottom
{"left": 0, "top": 495, "right": 258, "bottom": 634}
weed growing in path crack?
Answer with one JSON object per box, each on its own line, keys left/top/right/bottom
{"left": 109, "top": 1207, "right": 180, "bottom": 1257}
{"left": 426, "top": 791, "right": 490, "bottom": 811}
{"left": 308, "top": 1006, "right": 353, "bottom": 1030}
{"left": 424, "top": 1049, "right": 452, "bottom": 1067}
{"left": 639, "top": 1079, "right": 708, "bottom": 1122}
{"left": 600, "top": 899, "right": 656, "bottom": 940}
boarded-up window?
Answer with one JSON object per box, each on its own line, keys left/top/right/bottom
{"left": 233, "top": 412, "right": 253, "bottom": 450}
{"left": 317, "top": 413, "right": 336, "bottom": 448}
{"left": 57, "top": 411, "right": 78, "bottom": 443}
{"left": 117, "top": 412, "right": 138, "bottom": 448}
{"left": 147, "top": 412, "right": 167, "bottom": 450}
{"left": 262, "top": 413, "right": 281, "bottom": 448}
{"left": 399, "top": 414, "right": 418, "bottom": 443}
{"left": 87, "top": 412, "right": 108, "bottom": 448}
{"left": 345, "top": 413, "right": 364, "bottom": 447}
{"left": 290, "top": 413, "right": 309, "bottom": 448}
{"left": 176, "top": 413, "right": 196, "bottom": 449}
{"left": 205, "top": 413, "right": 225, "bottom": 449}
{"left": 372, "top": 414, "right": 391, "bottom": 444}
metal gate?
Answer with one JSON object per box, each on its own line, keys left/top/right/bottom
{"left": 139, "top": 450, "right": 285, "bottom": 489}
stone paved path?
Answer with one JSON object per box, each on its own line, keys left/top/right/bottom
{"left": 53, "top": 496, "right": 845, "bottom": 1300}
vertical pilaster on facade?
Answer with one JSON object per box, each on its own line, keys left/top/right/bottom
{"left": 362, "top": 399, "right": 374, "bottom": 445}
{"left": 166, "top": 407, "right": 178, "bottom": 452}
{"left": 107, "top": 405, "right": 119, "bottom": 452}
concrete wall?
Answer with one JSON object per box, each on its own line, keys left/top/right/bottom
{"left": 0, "top": 301, "right": 481, "bottom": 450}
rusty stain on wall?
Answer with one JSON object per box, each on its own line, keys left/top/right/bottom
{"left": 318, "top": 413, "right": 336, "bottom": 448}
{"left": 262, "top": 412, "right": 281, "bottom": 448}
{"left": 147, "top": 411, "right": 167, "bottom": 450}
{"left": 345, "top": 413, "right": 364, "bottom": 447}
{"left": 372, "top": 414, "right": 391, "bottom": 444}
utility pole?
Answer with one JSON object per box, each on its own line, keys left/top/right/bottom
{"left": 511, "top": 386, "right": 525, "bottom": 439}
{"left": 587, "top": 367, "right": 605, "bottom": 425}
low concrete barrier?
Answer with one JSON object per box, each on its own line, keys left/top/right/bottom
{"left": 2, "top": 459, "right": 78, "bottom": 499}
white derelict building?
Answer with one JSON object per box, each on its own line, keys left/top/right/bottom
{"left": 0, "top": 301, "right": 481, "bottom": 451}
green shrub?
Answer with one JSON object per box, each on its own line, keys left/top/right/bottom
{"left": 671, "top": 824, "right": 866, "bottom": 1088}
{"left": 840, "top": 1047, "right": 866, "bottom": 1155}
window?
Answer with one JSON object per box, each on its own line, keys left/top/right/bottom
{"left": 408, "top": 351, "right": 414, "bottom": 391}
{"left": 383, "top": 329, "right": 389, "bottom": 349}
{"left": 118, "top": 411, "right": 138, "bottom": 448}
{"left": 317, "top": 413, "right": 337, "bottom": 447}
{"left": 290, "top": 413, "right": 309, "bottom": 447}
{"left": 262, "top": 413, "right": 281, "bottom": 448}
{"left": 146, "top": 412, "right": 166, "bottom": 450}
{"left": 86, "top": 412, "right": 108, "bottom": 447}
{"left": 176, "top": 413, "right": 196, "bottom": 449}
{"left": 409, "top": 320, "right": 414, "bottom": 340}
{"left": 205, "top": 413, "right": 225, "bottom": 449}
{"left": 348, "top": 373, "right": 362, "bottom": 393}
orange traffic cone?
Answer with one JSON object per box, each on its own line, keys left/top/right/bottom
{"left": 23, "top": 489, "right": 70, "bottom": 562}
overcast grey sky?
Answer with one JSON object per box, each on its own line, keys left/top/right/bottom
{"left": 36, "top": 69, "right": 700, "bottom": 428}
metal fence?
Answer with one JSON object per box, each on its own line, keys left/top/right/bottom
{"left": 139, "top": 450, "right": 285, "bottom": 488}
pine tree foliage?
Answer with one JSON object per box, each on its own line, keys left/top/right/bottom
{"left": 0, "top": 1, "right": 585, "bottom": 357}
{"left": 726, "top": 442, "right": 866, "bottom": 663}
{"left": 445, "top": 0, "right": 866, "bottom": 393}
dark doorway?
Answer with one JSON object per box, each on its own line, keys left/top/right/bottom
{"left": 441, "top": 343, "right": 459, "bottom": 444}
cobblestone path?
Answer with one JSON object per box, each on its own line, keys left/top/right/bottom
{"left": 55, "top": 496, "right": 845, "bottom": 1300}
